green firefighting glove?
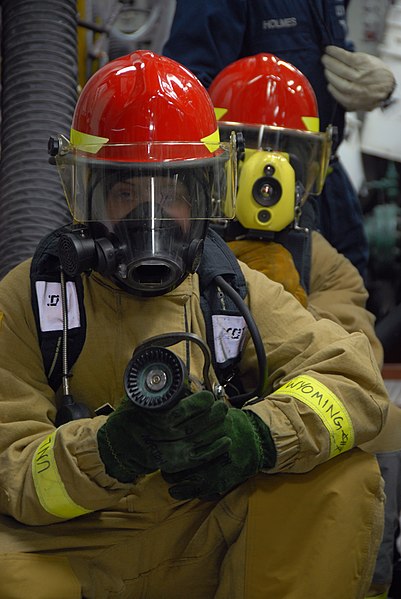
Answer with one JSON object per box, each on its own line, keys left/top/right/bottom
{"left": 97, "top": 391, "right": 230, "bottom": 483}
{"left": 162, "top": 408, "right": 277, "bottom": 500}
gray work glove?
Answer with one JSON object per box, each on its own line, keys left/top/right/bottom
{"left": 322, "top": 45, "right": 396, "bottom": 112}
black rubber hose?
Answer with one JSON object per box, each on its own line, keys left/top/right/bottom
{"left": 0, "top": 0, "right": 78, "bottom": 279}
{"left": 214, "top": 275, "right": 268, "bottom": 406}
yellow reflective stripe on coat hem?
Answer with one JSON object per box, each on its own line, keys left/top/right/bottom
{"left": 32, "top": 432, "right": 92, "bottom": 519}
{"left": 272, "top": 375, "right": 354, "bottom": 458}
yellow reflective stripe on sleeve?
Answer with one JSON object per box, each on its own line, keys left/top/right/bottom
{"left": 272, "top": 375, "right": 354, "bottom": 458}
{"left": 0, "top": 312, "right": 3, "bottom": 329}
{"left": 32, "top": 432, "right": 92, "bottom": 519}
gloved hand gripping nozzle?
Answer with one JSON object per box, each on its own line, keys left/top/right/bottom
{"left": 97, "top": 331, "right": 276, "bottom": 493}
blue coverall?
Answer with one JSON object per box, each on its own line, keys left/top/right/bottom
{"left": 163, "top": 0, "right": 369, "bottom": 281}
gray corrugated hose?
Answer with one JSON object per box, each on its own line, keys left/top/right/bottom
{"left": 0, "top": 0, "right": 78, "bottom": 279}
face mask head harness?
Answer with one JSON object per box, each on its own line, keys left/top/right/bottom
{"left": 51, "top": 50, "right": 237, "bottom": 296}
{"left": 209, "top": 53, "right": 333, "bottom": 233}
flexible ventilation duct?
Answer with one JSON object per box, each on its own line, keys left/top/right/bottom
{"left": 0, "top": 0, "right": 78, "bottom": 279}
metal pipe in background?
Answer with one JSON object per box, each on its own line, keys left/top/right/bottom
{"left": 0, "top": 0, "right": 78, "bottom": 279}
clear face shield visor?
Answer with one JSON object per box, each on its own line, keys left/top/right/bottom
{"left": 53, "top": 136, "right": 237, "bottom": 294}
{"left": 219, "top": 123, "right": 333, "bottom": 232}
{"left": 221, "top": 123, "right": 333, "bottom": 197}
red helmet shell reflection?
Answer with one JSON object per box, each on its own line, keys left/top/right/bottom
{"left": 208, "top": 53, "right": 318, "bottom": 131}
{"left": 72, "top": 50, "right": 219, "bottom": 161}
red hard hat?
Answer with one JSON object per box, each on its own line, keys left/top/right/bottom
{"left": 208, "top": 53, "right": 319, "bottom": 132}
{"left": 71, "top": 50, "right": 220, "bottom": 161}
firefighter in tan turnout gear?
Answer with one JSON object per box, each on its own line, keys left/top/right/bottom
{"left": 0, "top": 50, "right": 391, "bottom": 599}
{"left": 208, "top": 52, "right": 401, "bottom": 599}
{"left": 208, "top": 51, "right": 384, "bottom": 365}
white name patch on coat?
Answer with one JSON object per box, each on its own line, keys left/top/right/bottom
{"left": 35, "top": 281, "right": 81, "bottom": 332}
{"left": 212, "top": 315, "right": 247, "bottom": 363}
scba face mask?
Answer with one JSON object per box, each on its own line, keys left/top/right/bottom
{"left": 90, "top": 165, "right": 209, "bottom": 295}
{"left": 236, "top": 148, "right": 298, "bottom": 232}
{"left": 54, "top": 138, "right": 237, "bottom": 296}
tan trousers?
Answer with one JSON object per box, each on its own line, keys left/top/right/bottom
{"left": 0, "top": 449, "right": 384, "bottom": 599}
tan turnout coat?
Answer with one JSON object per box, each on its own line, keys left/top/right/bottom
{"left": 0, "top": 253, "right": 388, "bottom": 524}
{"left": 0, "top": 249, "right": 390, "bottom": 598}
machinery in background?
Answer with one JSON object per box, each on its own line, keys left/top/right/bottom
{"left": 356, "top": 0, "right": 401, "bottom": 362}
{"left": 337, "top": 1, "right": 401, "bottom": 362}
{"left": 77, "top": 0, "right": 176, "bottom": 86}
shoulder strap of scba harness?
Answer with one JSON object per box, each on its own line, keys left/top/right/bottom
{"left": 198, "top": 227, "right": 248, "bottom": 388}
{"left": 30, "top": 227, "right": 248, "bottom": 393}
{"left": 30, "top": 226, "right": 87, "bottom": 392}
